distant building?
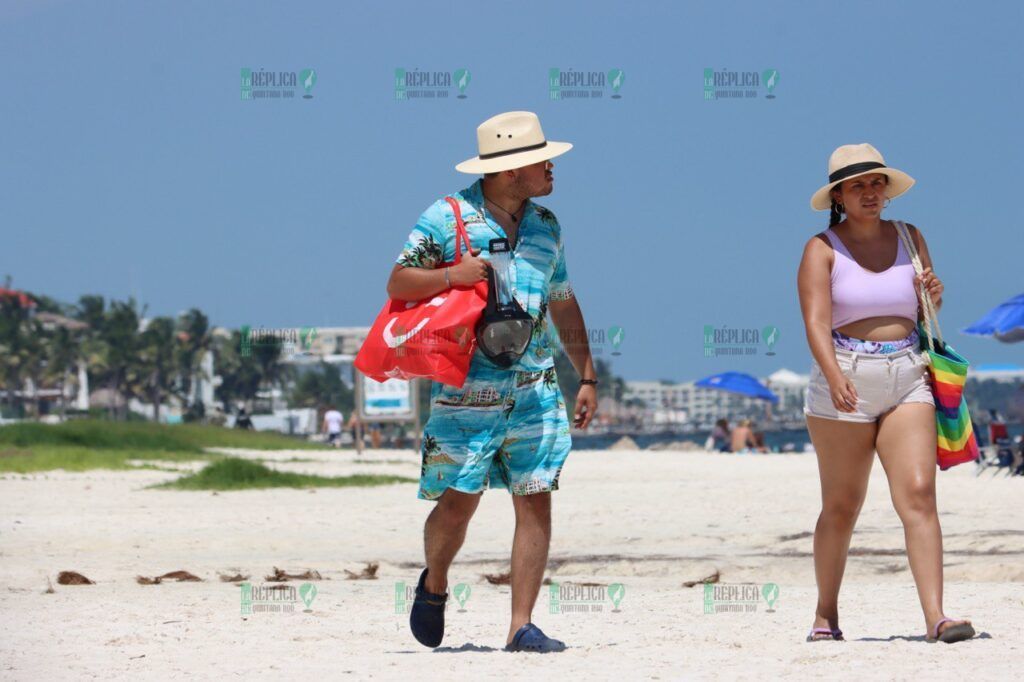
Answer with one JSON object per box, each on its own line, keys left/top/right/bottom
{"left": 0, "top": 288, "right": 36, "bottom": 309}
{"left": 969, "top": 364, "right": 1024, "bottom": 382}
{"left": 283, "top": 326, "right": 369, "bottom": 366}
{"left": 764, "top": 368, "right": 809, "bottom": 418}
{"left": 625, "top": 368, "right": 810, "bottom": 428}
{"left": 270, "top": 327, "right": 370, "bottom": 391}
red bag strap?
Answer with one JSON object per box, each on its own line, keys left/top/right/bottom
{"left": 444, "top": 196, "right": 473, "bottom": 264}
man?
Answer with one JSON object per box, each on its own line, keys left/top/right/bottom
{"left": 387, "top": 111, "right": 598, "bottom": 653}
{"left": 321, "top": 405, "right": 344, "bottom": 447}
{"left": 346, "top": 412, "right": 364, "bottom": 454}
{"left": 730, "top": 418, "right": 756, "bottom": 453}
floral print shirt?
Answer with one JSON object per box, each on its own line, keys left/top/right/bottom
{"left": 396, "top": 179, "right": 574, "bottom": 372}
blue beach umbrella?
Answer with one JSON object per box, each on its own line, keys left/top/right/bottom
{"left": 695, "top": 372, "right": 779, "bottom": 404}
{"left": 962, "top": 293, "right": 1024, "bottom": 343}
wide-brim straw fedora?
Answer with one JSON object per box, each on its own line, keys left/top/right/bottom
{"left": 455, "top": 111, "right": 572, "bottom": 174}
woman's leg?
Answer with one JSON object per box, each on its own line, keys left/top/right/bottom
{"left": 875, "top": 402, "right": 970, "bottom": 636}
{"left": 806, "top": 415, "right": 878, "bottom": 637}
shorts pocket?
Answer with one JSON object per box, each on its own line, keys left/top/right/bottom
{"left": 804, "top": 367, "right": 836, "bottom": 417}
{"left": 833, "top": 352, "right": 855, "bottom": 373}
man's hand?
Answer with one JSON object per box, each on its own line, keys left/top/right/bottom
{"left": 448, "top": 248, "right": 490, "bottom": 286}
{"left": 573, "top": 384, "right": 598, "bottom": 429}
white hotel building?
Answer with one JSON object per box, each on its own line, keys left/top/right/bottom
{"left": 624, "top": 369, "right": 810, "bottom": 427}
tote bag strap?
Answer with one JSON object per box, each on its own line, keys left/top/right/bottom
{"left": 444, "top": 196, "right": 473, "bottom": 265}
{"left": 894, "top": 220, "right": 943, "bottom": 350}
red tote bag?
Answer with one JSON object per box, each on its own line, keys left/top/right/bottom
{"left": 354, "top": 197, "right": 487, "bottom": 388}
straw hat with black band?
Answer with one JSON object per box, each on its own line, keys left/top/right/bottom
{"left": 455, "top": 111, "right": 572, "bottom": 174}
{"left": 811, "top": 143, "right": 915, "bottom": 211}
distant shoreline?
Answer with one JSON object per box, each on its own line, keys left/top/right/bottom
{"left": 572, "top": 423, "right": 1024, "bottom": 452}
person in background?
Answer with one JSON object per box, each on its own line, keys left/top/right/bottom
{"left": 730, "top": 419, "right": 756, "bottom": 453}
{"left": 322, "top": 405, "right": 344, "bottom": 448}
{"left": 235, "top": 406, "right": 253, "bottom": 430}
{"left": 346, "top": 412, "right": 364, "bottom": 454}
{"left": 711, "top": 419, "right": 732, "bottom": 452}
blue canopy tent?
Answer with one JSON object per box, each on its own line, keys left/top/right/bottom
{"left": 695, "top": 372, "right": 779, "bottom": 404}
{"left": 962, "top": 293, "right": 1024, "bottom": 343}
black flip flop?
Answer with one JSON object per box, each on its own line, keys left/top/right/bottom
{"left": 926, "top": 618, "right": 975, "bottom": 644}
{"left": 806, "top": 627, "right": 844, "bottom": 642}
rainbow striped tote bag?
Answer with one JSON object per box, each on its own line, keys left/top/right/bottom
{"left": 894, "top": 221, "right": 979, "bottom": 470}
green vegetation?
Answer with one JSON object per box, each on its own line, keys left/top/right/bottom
{"left": 0, "top": 420, "right": 328, "bottom": 452}
{"left": 0, "top": 420, "right": 332, "bottom": 474}
{"left": 1, "top": 290, "right": 358, "bottom": 422}
{"left": 0, "top": 445, "right": 212, "bottom": 474}
{"left": 290, "top": 361, "right": 354, "bottom": 414}
{"left": 153, "top": 457, "right": 414, "bottom": 491}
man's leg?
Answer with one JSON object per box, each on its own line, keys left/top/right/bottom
{"left": 423, "top": 488, "right": 482, "bottom": 594}
{"left": 506, "top": 491, "right": 551, "bottom": 644}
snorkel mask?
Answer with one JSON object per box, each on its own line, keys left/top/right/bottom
{"left": 475, "top": 238, "right": 534, "bottom": 367}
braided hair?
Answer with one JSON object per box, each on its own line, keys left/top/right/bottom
{"left": 829, "top": 193, "right": 844, "bottom": 227}
{"left": 827, "top": 182, "right": 843, "bottom": 227}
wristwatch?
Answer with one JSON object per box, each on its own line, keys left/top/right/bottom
{"left": 579, "top": 379, "right": 598, "bottom": 386}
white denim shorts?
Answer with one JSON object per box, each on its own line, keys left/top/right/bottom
{"left": 803, "top": 346, "right": 935, "bottom": 423}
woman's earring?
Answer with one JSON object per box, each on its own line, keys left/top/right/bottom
{"left": 883, "top": 198, "right": 891, "bottom": 208}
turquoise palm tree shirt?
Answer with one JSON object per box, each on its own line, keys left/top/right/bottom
{"left": 396, "top": 179, "right": 574, "bottom": 372}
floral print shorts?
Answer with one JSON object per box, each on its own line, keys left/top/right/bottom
{"left": 417, "top": 362, "right": 572, "bottom": 500}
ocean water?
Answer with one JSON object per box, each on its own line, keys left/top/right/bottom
{"left": 571, "top": 428, "right": 812, "bottom": 452}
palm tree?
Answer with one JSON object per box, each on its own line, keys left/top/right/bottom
{"left": 138, "top": 317, "right": 176, "bottom": 421}
{"left": 398, "top": 235, "right": 443, "bottom": 269}
{"left": 289, "top": 361, "right": 354, "bottom": 413}
{"left": 41, "top": 324, "right": 82, "bottom": 419}
{"left": 107, "top": 298, "right": 148, "bottom": 420}
{"left": 172, "top": 309, "right": 212, "bottom": 418}
{"left": 213, "top": 330, "right": 262, "bottom": 413}
{"left": 213, "top": 329, "right": 286, "bottom": 415}
{"left": 253, "top": 337, "right": 288, "bottom": 410}
{"left": 420, "top": 433, "right": 440, "bottom": 478}
{"left": 0, "top": 294, "right": 37, "bottom": 417}
{"left": 532, "top": 301, "right": 549, "bottom": 341}
{"left": 533, "top": 206, "right": 558, "bottom": 227}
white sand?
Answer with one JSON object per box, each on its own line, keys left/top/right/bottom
{"left": 1, "top": 448, "right": 1022, "bottom": 680}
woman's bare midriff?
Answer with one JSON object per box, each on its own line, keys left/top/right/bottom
{"left": 835, "top": 316, "right": 917, "bottom": 342}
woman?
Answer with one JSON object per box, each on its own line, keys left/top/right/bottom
{"left": 797, "top": 144, "right": 975, "bottom": 644}
{"left": 710, "top": 418, "right": 731, "bottom": 452}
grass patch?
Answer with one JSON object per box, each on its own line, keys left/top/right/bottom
{"left": 153, "top": 457, "right": 415, "bottom": 491}
{"left": 0, "top": 420, "right": 329, "bottom": 452}
{"left": 352, "top": 458, "right": 414, "bottom": 465}
{"left": 252, "top": 456, "right": 321, "bottom": 464}
{"left": 0, "top": 445, "right": 215, "bottom": 474}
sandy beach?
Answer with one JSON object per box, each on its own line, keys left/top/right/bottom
{"left": 1, "top": 447, "right": 1021, "bottom": 680}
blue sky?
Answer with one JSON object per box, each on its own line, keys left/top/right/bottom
{"left": 3, "top": 0, "right": 1021, "bottom": 381}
